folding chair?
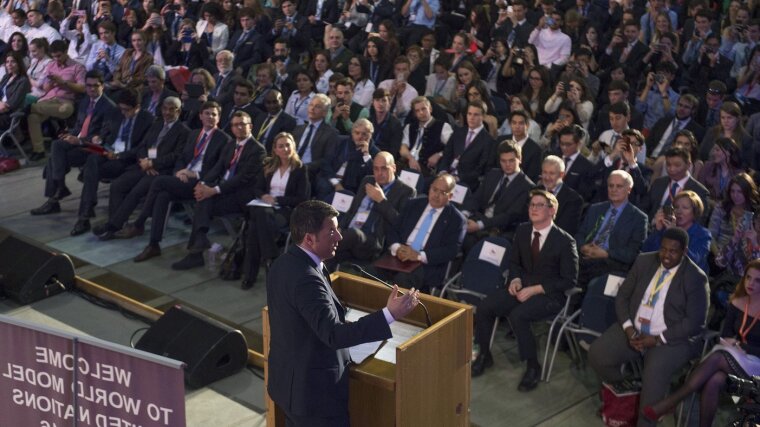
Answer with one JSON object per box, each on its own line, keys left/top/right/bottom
{"left": 541, "top": 287, "right": 583, "bottom": 382}
{"left": 0, "top": 111, "right": 28, "bottom": 162}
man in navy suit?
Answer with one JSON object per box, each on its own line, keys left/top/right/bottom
{"left": 172, "top": 110, "right": 267, "bottom": 270}
{"left": 124, "top": 101, "right": 231, "bottom": 262}
{"left": 641, "top": 147, "right": 710, "bottom": 222}
{"left": 227, "top": 7, "right": 270, "bottom": 76}
{"left": 471, "top": 189, "right": 579, "bottom": 393}
{"left": 575, "top": 170, "right": 648, "bottom": 289}
{"left": 252, "top": 89, "right": 297, "bottom": 153}
{"left": 557, "top": 126, "right": 594, "bottom": 202}
{"left": 384, "top": 174, "right": 467, "bottom": 293}
{"left": 292, "top": 94, "right": 340, "bottom": 192}
{"left": 497, "top": 110, "right": 543, "bottom": 182}
{"left": 31, "top": 70, "right": 115, "bottom": 217}
{"left": 220, "top": 79, "right": 260, "bottom": 132}
{"left": 538, "top": 155, "right": 583, "bottom": 237}
{"left": 271, "top": 0, "right": 311, "bottom": 57}
{"left": 316, "top": 118, "right": 378, "bottom": 199}
{"left": 437, "top": 100, "right": 495, "bottom": 193}
{"left": 267, "top": 200, "right": 419, "bottom": 426}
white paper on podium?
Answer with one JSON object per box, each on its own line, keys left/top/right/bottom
{"left": 603, "top": 275, "right": 626, "bottom": 297}
{"left": 345, "top": 308, "right": 424, "bottom": 365}
{"left": 478, "top": 241, "right": 506, "bottom": 267}
{"left": 332, "top": 192, "right": 354, "bottom": 213}
{"left": 398, "top": 170, "right": 420, "bottom": 189}
{"left": 452, "top": 184, "right": 467, "bottom": 204}
{"left": 246, "top": 198, "right": 274, "bottom": 208}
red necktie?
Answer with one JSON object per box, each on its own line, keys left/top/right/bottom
{"left": 531, "top": 231, "right": 541, "bottom": 263}
{"left": 78, "top": 99, "right": 95, "bottom": 138}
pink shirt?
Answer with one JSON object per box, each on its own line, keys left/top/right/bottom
{"left": 39, "top": 58, "right": 85, "bottom": 103}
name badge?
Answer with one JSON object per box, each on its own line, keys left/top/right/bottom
{"left": 353, "top": 211, "right": 369, "bottom": 227}
{"left": 148, "top": 148, "right": 158, "bottom": 159}
{"left": 638, "top": 304, "right": 654, "bottom": 323}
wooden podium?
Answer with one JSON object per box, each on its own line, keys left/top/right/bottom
{"left": 262, "top": 271, "right": 473, "bottom": 426}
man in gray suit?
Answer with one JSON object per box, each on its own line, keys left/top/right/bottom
{"left": 588, "top": 227, "right": 709, "bottom": 427}
{"left": 291, "top": 94, "right": 339, "bottom": 192}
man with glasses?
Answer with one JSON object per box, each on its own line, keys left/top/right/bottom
{"left": 383, "top": 173, "right": 466, "bottom": 294}
{"left": 471, "top": 189, "right": 578, "bottom": 394}
{"left": 252, "top": 89, "right": 297, "bottom": 152}
{"left": 173, "top": 111, "right": 266, "bottom": 270}
{"left": 317, "top": 118, "right": 377, "bottom": 199}
{"left": 31, "top": 69, "right": 113, "bottom": 215}
{"left": 646, "top": 94, "right": 705, "bottom": 160}
{"left": 93, "top": 97, "right": 190, "bottom": 240}
{"left": 85, "top": 21, "right": 125, "bottom": 82}
{"left": 26, "top": 40, "right": 88, "bottom": 161}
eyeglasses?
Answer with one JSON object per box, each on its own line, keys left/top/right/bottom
{"left": 429, "top": 187, "right": 451, "bottom": 196}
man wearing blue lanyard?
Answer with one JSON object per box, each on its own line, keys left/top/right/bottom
{"left": 330, "top": 151, "right": 416, "bottom": 270}
{"left": 588, "top": 228, "right": 709, "bottom": 427}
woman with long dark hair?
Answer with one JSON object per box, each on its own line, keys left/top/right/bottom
{"left": 697, "top": 137, "right": 744, "bottom": 200}
{"left": 0, "top": 51, "right": 31, "bottom": 129}
{"left": 708, "top": 172, "right": 760, "bottom": 258}
{"left": 699, "top": 101, "right": 753, "bottom": 168}
{"left": 242, "top": 132, "right": 310, "bottom": 289}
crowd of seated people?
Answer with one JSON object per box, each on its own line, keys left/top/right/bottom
{"left": 4, "top": 0, "right": 760, "bottom": 422}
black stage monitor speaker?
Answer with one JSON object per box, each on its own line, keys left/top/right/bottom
{"left": 0, "top": 235, "right": 75, "bottom": 304}
{"left": 135, "top": 305, "right": 249, "bottom": 388}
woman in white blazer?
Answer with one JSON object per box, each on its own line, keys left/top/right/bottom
{"left": 196, "top": 3, "right": 229, "bottom": 58}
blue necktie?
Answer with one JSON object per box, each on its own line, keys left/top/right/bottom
{"left": 640, "top": 269, "right": 670, "bottom": 335}
{"left": 593, "top": 207, "right": 618, "bottom": 250}
{"left": 665, "top": 181, "right": 679, "bottom": 205}
{"left": 411, "top": 208, "right": 436, "bottom": 251}
{"left": 120, "top": 117, "right": 133, "bottom": 149}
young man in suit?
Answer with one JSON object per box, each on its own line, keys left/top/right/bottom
{"left": 588, "top": 228, "right": 709, "bottom": 427}
{"left": 31, "top": 70, "right": 115, "bottom": 216}
{"left": 647, "top": 94, "right": 705, "bottom": 160}
{"left": 124, "top": 101, "right": 231, "bottom": 262}
{"left": 384, "top": 174, "right": 467, "bottom": 293}
{"left": 252, "top": 89, "right": 297, "bottom": 153}
{"left": 538, "top": 155, "right": 583, "bottom": 237}
{"left": 172, "top": 111, "right": 267, "bottom": 270}
{"left": 330, "top": 152, "right": 416, "bottom": 270}
{"left": 497, "top": 110, "right": 542, "bottom": 182}
{"left": 471, "top": 189, "right": 579, "bottom": 392}
{"left": 557, "top": 126, "right": 594, "bottom": 202}
{"left": 593, "top": 81, "right": 643, "bottom": 140}
{"left": 267, "top": 200, "right": 419, "bottom": 426}
{"left": 73, "top": 89, "right": 155, "bottom": 236}
{"left": 271, "top": 0, "right": 311, "bottom": 57}
{"left": 641, "top": 147, "right": 710, "bottom": 222}
{"left": 227, "top": 7, "right": 270, "bottom": 76}
{"left": 437, "top": 100, "right": 496, "bottom": 193}
{"left": 600, "top": 20, "right": 648, "bottom": 83}
{"left": 93, "top": 97, "right": 191, "bottom": 240}
{"left": 462, "top": 140, "right": 534, "bottom": 250}
{"left": 220, "top": 79, "right": 260, "bottom": 132}
{"left": 575, "top": 170, "right": 648, "bottom": 288}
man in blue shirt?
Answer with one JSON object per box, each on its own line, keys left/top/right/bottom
{"left": 635, "top": 62, "right": 679, "bottom": 131}
{"left": 398, "top": 0, "right": 440, "bottom": 47}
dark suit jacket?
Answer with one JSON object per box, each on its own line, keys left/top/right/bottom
{"left": 563, "top": 153, "right": 595, "bottom": 202}
{"left": 544, "top": 184, "right": 583, "bottom": 237}
{"left": 140, "top": 87, "right": 179, "bottom": 118}
{"left": 575, "top": 201, "right": 648, "bottom": 268}
{"left": 252, "top": 164, "right": 310, "bottom": 214}
{"left": 508, "top": 222, "right": 579, "bottom": 302}
{"left": 594, "top": 160, "right": 652, "bottom": 207}
{"left": 174, "top": 128, "right": 231, "bottom": 181}
{"left": 227, "top": 29, "right": 270, "bottom": 75}
{"left": 266, "top": 245, "right": 392, "bottom": 418}
{"left": 292, "top": 121, "right": 339, "bottom": 172}
{"left": 272, "top": 13, "right": 311, "bottom": 55}
{"left": 0, "top": 74, "right": 30, "bottom": 112}
{"left": 465, "top": 169, "right": 535, "bottom": 234}
{"left": 102, "top": 110, "right": 155, "bottom": 163}
{"left": 641, "top": 176, "right": 710, "bottom": 221}
{"left": 320, "top": 137, "right": 378, "bottom": 194}
{"left": 387, "top": 198, "right": 467, "bottom": 286}
{"left": 205, "top": 137, "right": 267, "bottom": 203}
{"left": 369, "top": 111, "right": 403, "bottom": 160}
{"left": 615, "top": 252, "right": 709, "bottom": 345}
{"left": 645, "top": 115, "right": 705, "bottom": 158}
{"left": 304, "top": 0, "right": 340, "bottom": 24}
{"left": 211, "top": 69, "right": 242, "bottom": 107}
{"left": 491, "top": 20, "right": 534, "bottom": 47}
{"left": 593, "top": 103, "right": 644, "bottom": 139}
{"left": 339, "top": 176, "right": 416, "bottom": 253}
{"left": 438, "top": 127, "right": 495, "bottom": 193}
{"left": 497, "top": 136, "right": 543, "bottom": 182}
{"left": 220, "top": 101, "right": 261, "bottom": 132}
{"left": 74, "top": 95, "right": 117, "bottom": 141}
{"left": 135, "top": 119, "right": 191, "bottom": 173}
{"left": 600, "top": 40, "right": 648, "bottom": 79}
{"left": 252, "top": 110, "right": 298, "bottom": 153}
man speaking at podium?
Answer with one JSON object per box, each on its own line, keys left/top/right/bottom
{"left": 267, "top": 200, "right": 421, "bottom": 426}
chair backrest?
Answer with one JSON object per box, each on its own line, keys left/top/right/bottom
{"left": 458, "top": 236, "right": 511, "bottom": 302}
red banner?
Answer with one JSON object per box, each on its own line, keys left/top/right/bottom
{"left": 0, "top": 315, "right": 186, "bottom": 427}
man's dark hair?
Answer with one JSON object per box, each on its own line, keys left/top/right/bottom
{"left": 558, "top": 125, "right": 581, "bottom": 143}
{"left": 623, "top": 19, "right": 640, "bottom": 30}
{"left": 291, "top": 200, "right": 339, "bottom": 244}
{"left": 662, "top": 227, "right": 689, "bottom": 251}
{"left": 655, "top": 61, "right": 678, "bottom": 75}
{"left": 509, "top": 109, "right": 530, "bottom": 124}
{"left": 49, "top": 39, "right": 68, "bottom": 54}
{"left": 85, "top": 69, "right": 104, "bottom": 83}
{"left": 235, "top": 79, "right": 255, "bottom": 95}
{"left": 664, "top": 146, "right": 691, "bottom": 164}
{"left": 238, "top": 6, "right": 256, "bottom": 19}
{"left": 97, "top": 20, "right": 117, "bottom": 34}
{"left": 607, "top": 80, "right": 630, "bottom": 93}
{"left": 609, "top": 101, "right": 630, "bottom": 116}
{"left": 694, "top": 9, "right": 713, "bottom": 21}
{"left": 497, "top": 140, "right": 522, "bottom": 160}
{"left": 201, "top": 100, "right": 221, "bottom": 113}
{"left": 116, "top": 88, "right": 140, "bottom": 107}
{"left": 372, "top": 88, "right": 390, "bottom": 99}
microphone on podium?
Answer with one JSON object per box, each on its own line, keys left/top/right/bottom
{"left": 348, "top": 264, "right": 433, "bottom": 327}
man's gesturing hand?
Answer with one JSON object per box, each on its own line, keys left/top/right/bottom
{"left": 386, "top": 285, "right": 420, "bottom": 320}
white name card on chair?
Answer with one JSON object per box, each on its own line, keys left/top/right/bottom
{"left": 603, "top": 275, "right": 626, "bottom": 297}
{"left": 478, "top": 241, "right": 506, "bottom": 267}
{"left": 452, "top": 184, "right": 467, "bottom": 204}
{"left": 399, "top": 170, "right": 420, "bottom": 189}
{"left": 332, "top": 193, "right": 354, "bottom": 213}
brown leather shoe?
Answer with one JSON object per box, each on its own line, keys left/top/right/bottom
{"left": 115, "top": 223, "right": 144, "bottom": 239}
{"left": 134, "top": 245, "right": 161, "bottom": 263}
